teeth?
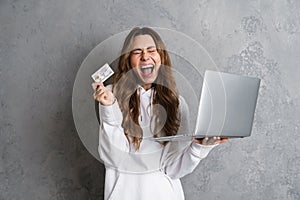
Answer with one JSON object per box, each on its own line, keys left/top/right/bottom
{"left": 141, "top": 65, "right": 153, "bottom": 69}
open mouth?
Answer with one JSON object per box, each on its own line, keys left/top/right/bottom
{"left": 140, "top": 64, "right": 154, "bottom": 76}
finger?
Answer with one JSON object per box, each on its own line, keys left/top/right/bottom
{"left": 91, "top": 82, "right": 104, "bottom": 91}
{"left": 206, "top": 137, "right": 215, "bottom": 144}
{"left": 93, "top": 92, "right": 100, "bottom": 101}
{"left": 94, "top": 90, "right": 108, "bottom": 103}
{"left": 220, "top": 138, "right": 229, "bottom": 143}
{"left": 95, "top": 88, "right": 106, "bottom": 97}
{"left": 91, "top": 82, "right": 100, "bottom": 90}
{"left": 207, "top": 136, "right": 220, "bottom": 145}
{"left": 212, "top": 137, "right": 219, "bottom": 145}
{"left": 93, "top": 87, "right": 106, "bottom": 101}
{"left": 202, "top": 137, "right": 209, "bottom": 145}
{"left": 192, "top": 138, "right": 201, "bottom": 144}
{"left": 93, "top": 87, "right": 104, "bottom": 96}
{"left": 99, "top": 92, "right": 107, "bottom": 101}
{"left": 214, "top": 138, "right": 229, "bottom": 144}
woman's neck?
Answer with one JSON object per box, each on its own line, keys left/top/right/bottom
{"left": 142, "top": 84, "right": 152, "bottom": 90}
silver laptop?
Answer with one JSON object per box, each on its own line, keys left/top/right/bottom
{"left": 149, "top": 70, "right": 260, "bottom": 142}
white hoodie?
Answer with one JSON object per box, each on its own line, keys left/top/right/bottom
{"left": 98, "top": 86, "right": 216, "bottom": 200}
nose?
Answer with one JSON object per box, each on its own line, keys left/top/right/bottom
{"left": 141, "top": 50, "right": 150, "bottom": 61}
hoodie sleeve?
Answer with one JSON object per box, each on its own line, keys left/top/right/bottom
{"left": 97, "top": 86, "right": 130, "bottom": 167}
{"left": 162, "top": 96, "right": 217, "bottom": 179}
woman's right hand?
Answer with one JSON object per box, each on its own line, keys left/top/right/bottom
{"left": 92, "top": 82, "right": 115, "bottom": 106}
{"left": 193, "top": 137, "right": 228, "bottom": 146}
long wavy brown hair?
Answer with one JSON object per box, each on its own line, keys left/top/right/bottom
{"left": 112, "top": 27, "right": 180, "bottom": 150}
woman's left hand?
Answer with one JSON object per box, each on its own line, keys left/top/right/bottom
{"left": 193, "top": 137, "right": 228, "bottom": 146}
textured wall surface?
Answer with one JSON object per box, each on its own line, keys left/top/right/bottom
{"left": 1, "top": 0, "right": 300, "bottom": 200}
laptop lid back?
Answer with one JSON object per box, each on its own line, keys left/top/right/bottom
{"left": 195, "top": 70, "right": 260, "bottom": 138}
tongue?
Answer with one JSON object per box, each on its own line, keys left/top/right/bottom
{"left": 142, "top": 68, "right": 152, "bottom": 75}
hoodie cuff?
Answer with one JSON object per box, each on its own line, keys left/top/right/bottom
{"left": 190, "top": 142, "right": 218, "bottom": 159}
{"left": 99, "top": 100, "right": 123, "bottom": 123}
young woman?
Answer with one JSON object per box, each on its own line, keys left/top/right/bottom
{"left": 92, "top": 27, "right": 228, "bottom": 200}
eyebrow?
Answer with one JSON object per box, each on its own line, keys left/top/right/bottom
{"left": 131, "top": 46, "right": 157, "bottom": 51}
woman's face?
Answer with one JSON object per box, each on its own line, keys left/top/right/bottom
{"left": 130, "top": 34, "right": 161, "bottom": 90}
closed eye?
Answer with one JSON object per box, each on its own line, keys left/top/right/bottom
{"left": 131, "top": 50, "right": 142, "bottom": 55}
{"left": 148, "top": 48, "right": 157, "bottom": 53}
{"left": 130, "top": 47, "right": 157, "bottom": 56}
{"left": 147, "top": 46, "right": 157, "bottom": 52}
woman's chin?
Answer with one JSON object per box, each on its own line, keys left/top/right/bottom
{"left": 138, "top": 74, "right": 157, "bottom": 85}
{"left": 141, "top": 79, "right": 154, "bottom": 85}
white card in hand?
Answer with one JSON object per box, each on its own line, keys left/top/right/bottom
{"left": 91, "top": 63, "right": 114, "bottom": 83}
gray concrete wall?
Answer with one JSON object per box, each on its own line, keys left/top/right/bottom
{"left": 1, "top": 0, "right": 300, "bottom": 199}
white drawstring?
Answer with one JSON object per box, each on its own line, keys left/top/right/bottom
{"left": 137, "top": 86, "right": 142, "bottom": 122}
{"left": 150, "top": 88, "right": 154, "bottom": 118}
{"left": 138, "top": 86, "right": 154, "bottom": 122}
{"left": 137, "top": 86, "right": 158, "bottom": 138}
